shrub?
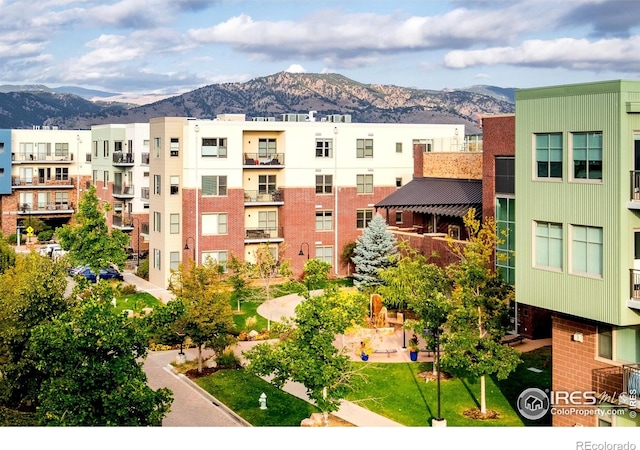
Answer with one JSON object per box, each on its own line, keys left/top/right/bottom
{"left": 7, "top": 234, "right": 17, "bottom": 245}
{"left": 120, "top": 284, "right": 138, "bottom": 295}
{"left": 136, "top": 257, "right": 149, "bottom": 280}
{"left": 37, "top": 229, "right": 54, "bottom": 243}
{"left": 245, "top": 316, "right": 257, "bottom": 331}
{"left": 216, "top": 349, "right": 241, "bottom": 369}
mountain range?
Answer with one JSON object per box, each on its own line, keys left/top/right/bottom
{"left": 0, "top": 72, "right": 516, "bottom": 134}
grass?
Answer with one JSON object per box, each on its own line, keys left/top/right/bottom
{"left": 192, "top": 346, "right": 552, "bottom": 427}
{"left": 113, "top": 292, "right": 163, "bottom": 314}
{"left": 195, "top": 369, "right": 320, "bottom": 426}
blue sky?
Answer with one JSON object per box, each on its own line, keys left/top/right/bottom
{"left": 1, "top": 0, "right": 640, "bottom": 97}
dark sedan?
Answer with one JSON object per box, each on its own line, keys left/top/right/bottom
{"left": 76, "top": 266, "right": 124, "bottom": 283}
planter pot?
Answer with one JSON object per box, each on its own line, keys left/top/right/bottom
{"left": 409, "top": 350, "right": 418, "bottom": 361}
{"left": 361, "top": 353, "right": 369, "bottom": 361}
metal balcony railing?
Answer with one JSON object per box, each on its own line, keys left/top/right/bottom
{"left": 112, "top": 185, "right": 135, "bottom": 196}
{"left": 243, "top": 189, "right": 282, "bottom": 203}
{"left": 243, "top": 152, "right": 285, "bottom": 167}
{"left": 244, "top": 226, "right": 283, "bottom": 240}
{"left": 113, "top": 152, "right": 134, "bottom": 164}
{"left": 112, "top": 215, "right": 134, "bottom": 228}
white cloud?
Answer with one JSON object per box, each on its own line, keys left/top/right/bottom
{"left": 285, "top": 64, "right": 306, "bottom": 73}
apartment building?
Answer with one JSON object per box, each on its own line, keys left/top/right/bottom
{"left": 515, "top": 80, "right": 640, "bottom": 426}
{"left": 147, "top": 114, "right": 463, "bottom": 288}
{"left": 0, "top": 127, "right": 92, "bottom": 239}
{"left": 91, "top": 123, "right": 150, "bottom": 258}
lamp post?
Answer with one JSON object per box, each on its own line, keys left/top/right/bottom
{"left": 131, "top": 216, "right": 141, "bottom": 267}
{"left": 298, "top": 242, "right": 310, "bottom": 290}
{"left": 176, "top": 332, "right": 186, "bottom": 355}
{"left": 425, "top": 326, "right": 446, "bottom": 427}
{"left": 184, "top": 236, "right": 196, "bottom": 263}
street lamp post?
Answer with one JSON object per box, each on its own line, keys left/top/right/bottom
{"left": 176, "top": 332, "right": 186, "bottom": 355}
{"left": 425, "top": 326, "right": 446, "bottom": 427}
{"left": 184, "top": 236, "right": 196, "bottom": 263}
{"left": 298, "top": 242, "right": 310, "bottom": 290}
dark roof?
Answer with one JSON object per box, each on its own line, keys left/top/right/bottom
{"left": 374, "top": 177, "right": 482, "bottom": 218}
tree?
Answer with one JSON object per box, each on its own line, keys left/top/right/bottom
{"left": 377, "top": 242, "right": 452, "bottom": 375}
{"left": 168, "top": 257, "right": 236, "bottom": 373}
{"left": 302, "top": 258, "right": 331, "bottom": 290}
{"left": 56, "top": 185, "right": 129, "bottom": 275}
{"left": 244, "top": 287, "right": 368, "bottom": 424}
{"left": 0, "top": 237, "right": 16, "bottom": 274}
{"left": 253, "top": 243, "right": 292, "bottom": 331}
{"left": 30, "top": 295, "right": 172, "bottom": 426}
{"left": 440, "top": 209, "right": 521, "bottom": 416}
{"left": 352, "top": 214, "right": 397, "bottom": 290}
{"left": 227, "top": 253, "right": 252, "bottom": 311}
{"left": 0, "top": 253, "right": 70, "bottom": 409}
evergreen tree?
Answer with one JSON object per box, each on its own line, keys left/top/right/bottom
{"left": 351, "top": 214, "right": 397, "bottom": 289}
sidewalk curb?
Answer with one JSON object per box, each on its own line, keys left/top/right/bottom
{"left": 166, "top": 364, "right": 252, "bottom": 427}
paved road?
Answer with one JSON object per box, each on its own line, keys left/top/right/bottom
{"left": 143, "top": 349, "right": 249, "bottom": 427}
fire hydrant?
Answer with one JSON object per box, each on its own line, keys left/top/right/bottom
{"left": 259, "top": 392, "right": 267, "bottom": 410}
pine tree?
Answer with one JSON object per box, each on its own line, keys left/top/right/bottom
{"left": 352, "top": 214, "right": 397, "bottom": 289}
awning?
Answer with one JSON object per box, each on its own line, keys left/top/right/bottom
{"left": 375, "top": 177, "right": 482, "bottom": 219}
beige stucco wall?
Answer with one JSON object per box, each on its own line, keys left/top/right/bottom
{"left": 422, "top": 152, "right": 482, "bottom": 179}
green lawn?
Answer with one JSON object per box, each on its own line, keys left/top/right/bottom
{"left": 195, "top": 369, "right": 320, "bottom": 426}
{"left": 114, "top": 292, "right": 163, "bottom": 314}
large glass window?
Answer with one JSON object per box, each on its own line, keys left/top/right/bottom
{"left": 536, "top": 133, "right": 562, "bottom": 179}
{"left": 572, "top": 225, "right": 603, "bottom": 277}
{"left": 170, "top": 138, "right": 179, "bottom": 157}
{"left": 315, "top": 175, "right": 333, "bottom": 194}
{"left": 258, "top": 175, "right": 276, "bottom": 194}
{"left": 170, "top": 251, "right": 180, "bottom": 271}
{"left": 495, "top": 157, "right": 515, "bottom": 194}
{"left": 316, "top": 246, "right": 333, "bottom": 265}
{"left": 316, "top": 211, "right": 333, "bottom": 231}
{"left": 356, "top": 174, "right": 373, "bottom": 194}
{"left": 496, "top": 197, "right": 515, "bottom": 284}
{"left": 170, "top": 213, "right": 180, "bottom": 234}
{"left": 202, "top": 213, "right": 228, "bottom": 235}
{"left": 258, "top": 138, "right": 277, "bottom": 157}
{"left": 258, "top": 211, "right": 277, "bottom": 232}
{"left": 202, "top": 175, "right": 227, "bottom": 196}
{"left": 535, "top": 221, "right": 563, "bottom": 269}
{"left": 357, "top": 209, "right": 374, "bottom": 229}
{"left": 315, "top": 139, "right": 333, "bottom": 157}
{"left": 598, "top": 325, "right": 613, "bottom": 360}
{"left": 573, "top": 132, "right": 602, "bottom": 180}
{"left": 202, "top": 251, "right": 228, "bottom": 270}
{"left": 356, "top": 139, "right": 373, "bottom": 158}
{"left": 201, "top": 138, "right": 227, "bottom": 157}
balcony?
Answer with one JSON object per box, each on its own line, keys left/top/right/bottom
{"left": 592, "top": 364, "right": 639, "bottom": 409}
{"left": 112, "top": 215, "right": 134, "bottom": 231}
{"left": 244, "top": 189, "right": 283, "bottom": 205}
{"left": 112, "top": 184, "right": 135, "bottom": 199}
{"left": 628, "top": 269, "right": 640, "bottom": 309}
{"left": 12, "top": 177, "right": 74, "bottom": 189}
{"left": 243, "top": 153, "right": 285, "bottom": 168}
{"left": 113, "top": 152, "right": 134, "bottom": 166}
{"left": 12, "top": 152, "right": 74, "bottom": 164}
{"left": 244, "top": 226, "right": 284, "bottom": 243}
{"left": 17, "top": 203, "right": 74, "bottom": 215}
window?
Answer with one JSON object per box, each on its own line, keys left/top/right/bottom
{"left": 54, "top": 192, "right": 68, "bottom": 205}
{"left": 153, "top": 212, "right": 161, "bottom": 232}
{"left": 598, "top": 325, "right": 613, "bottom": 360}
{"left": 202, "top": 251, "right": 228, "bottom": 270}
{"left": 154, "top": 137, "right": 161, "bottom": 157}
{"left": 396, "top": 142, "right": 402, "bottom": 153}
{"left": 258, "top": 175, "right": 276, "bottom": 194}
{"left": 356, "top": 174, "right": 373, "bottom": 194}
{"left": 535, "top": 221, "right": 563, "bottom": 270}
{"left": 93, "top": 141, "right": 99, "bottom": 158}
{"left": 103, "top": 141, "right": 109, "bottom": 158}
{"left": 170, "top": 251, "right": 180, "bottom": 271}
{"left": 572, "top": 132, "right": 602, "bottom": 180}
{"left": 395, "top": 211, "right": 403, "bottom": 224}
{"left": 202, "top": 175, "right": 227, "bottom": 196}
{"left": 496, "top": 197, "right": 516, "bottom": 285}
{"left": 170, "top": 138, "right": 179, "bottom": 157}
{"left": 315, "top": 175, "right": 333, "bottom": 194}
{"left": 54, "top": 143, "right": 69, "bottom": 157}
{"left": 315, "top": 139, "right": 333, "bottom": 157}
{"left": 259, "top": 211, "right": 277, "bottom": 231}
{"left": 55, "top": 168, "right": 69, "bottom": 181}
{"left": 572, "top": 225, "right": 603, "bottom": 277}
{"left": 316, "top": 246, "right": 333, "bottom": 265}
{"left": 202, "top": 138, "right": 227, "bottom": 157}
{"left": 495, "top": 157, "right": 515, "bottom": 194}
{"left": 170, "top": 213, "right": 180, "bottom": 234}
{"left": 357, "top": 209, "right": 373, "bottom": 229}
{"left": 154, "top": 175, "right": 161, "bottom": 195}
{"left": 536, "top": 133, "right": 562, "bottom": 179}
{"left": 103, "top": 171, "right": 109, "bottom": 186}
{"left": 396, "top": 177, "right": 402, "bottom": 187}
{"left": 448, "top": 225, "right": 461, "bottom": 240}
{"left": 316, "top": 211, "right": 333, "bottom": 231}
{"left": 258, "top": 138, "right": 277, "bottom": 157}
{"left": 153, "top": 248, "right": 161, "bottom": 269}
{"left": 86, "top": 153, "right": 92, "bottom": 162}
{"left": 202, "top": 213, "right": 228, "bottom": 235}
{"left": 170, "top": 176, "right": 179, "bottom": 195}
{"left": 92, "top": 169, "right": 98, "bottom": 185}
{"left": 356, "top": 138, "right": 373, "bottom": 158}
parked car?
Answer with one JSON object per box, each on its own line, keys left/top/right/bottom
{"left": 39, "top": 243, "right": 61, "bottom": 258}
{"left": 75, "top": 266, "right": 124, "bottom": 283}
{"left": 68, "top": 264, "right": 88, "bottom": 276}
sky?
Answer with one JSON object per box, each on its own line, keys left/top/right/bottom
{"left": 1, "top": 0, "right": 640, "bottom": 99}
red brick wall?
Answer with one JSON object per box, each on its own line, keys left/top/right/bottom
{"left": 552, "top": 314, "right": 618, "bottom": 427}
{"left": 481, "top": 114, "right": 515, "bottom": 221}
